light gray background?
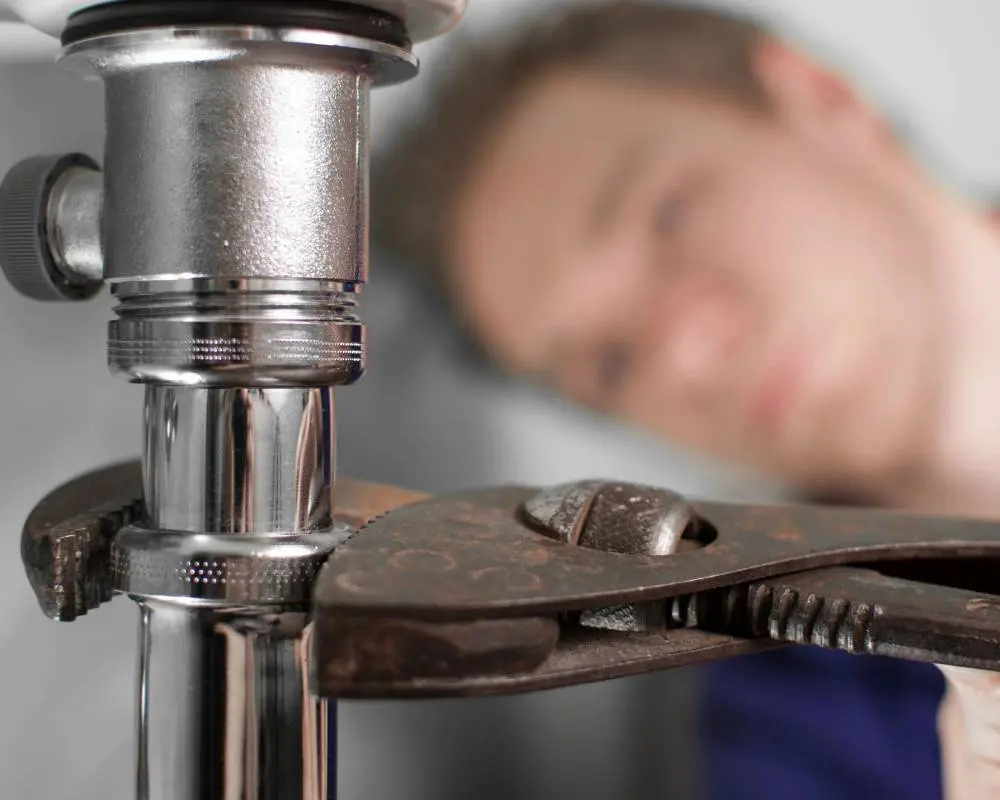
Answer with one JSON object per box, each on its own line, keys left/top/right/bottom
{"left": 0, "top": 2, "right": 998, "bottom": 798}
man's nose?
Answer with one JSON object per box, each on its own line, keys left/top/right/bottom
{"left": 639, "top": 278, "right": 751, "bottom": 394}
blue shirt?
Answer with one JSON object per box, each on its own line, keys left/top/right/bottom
{"left": 700, "top": 647, "right": 946, "bottom": 799}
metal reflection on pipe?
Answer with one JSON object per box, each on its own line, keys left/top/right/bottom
{"left": 143, "top": 386, "right": 336, "bottom": 535}
{"left": 135, "top": 601, "right": 328, "bottom": 800}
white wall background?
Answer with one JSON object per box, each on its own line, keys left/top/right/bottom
{"left": 377, "top": 0, "right": 1000, "bottom": 195}
{"left": 1, "top": 2, "right": 999, "bottom": 798}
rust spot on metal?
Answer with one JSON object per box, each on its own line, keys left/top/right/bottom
{"left": 311, "top": 481, "right": 1000, "bottom": 698}
{"left": 470, "top": 568, "right": 543, "bottom": 592}
{"left": 521, "top": 548, "right": 552, "bottom": 566}
{"left": 333, "top": 570, "right": 387, "bottom": 596}
{"left": 389, "top": 549, "right": 457, "bottom": 573}
{"left": 315, "top": 486, "right": 1000, "bottom": 622}
{"left": 21, "top": 460, "right": 144, "bottom": 621}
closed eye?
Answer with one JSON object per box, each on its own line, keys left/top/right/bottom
{"left": 653, "top": 195, "right": 685, "bottom": 234}
{"left": 595, "top": 341, "right": 633, "bottom": 398}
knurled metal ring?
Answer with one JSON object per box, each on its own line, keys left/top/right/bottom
{"left": 108, "top": 319, "right": 366, "bottom": 387}
{"left": 112, "top": 525, "right": 351, "bottom": 606}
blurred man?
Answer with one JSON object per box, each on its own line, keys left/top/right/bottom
{"left": 374, "top": 3, "right": 1000, "bottom": 798}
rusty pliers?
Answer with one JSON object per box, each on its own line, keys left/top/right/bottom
{"left": 20, "top": 465, "right": 1000, "bottom": 701}
{"left": 311, "top": 481, "right": 1000, "bottom": 699}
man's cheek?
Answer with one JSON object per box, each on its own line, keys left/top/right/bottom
{"left": 620, "top": 367, "right": 742, "bottom": 457}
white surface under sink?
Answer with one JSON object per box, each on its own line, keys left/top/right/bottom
{"left": 0, "top": 21, "right": 58, "bottom": 61}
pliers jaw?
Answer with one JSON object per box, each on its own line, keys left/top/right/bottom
{"left": 22, "top": 467, "right": 1000, "bottom": 701}
{"left": 313, "top": 482, "right": 1000, "bottom": 698}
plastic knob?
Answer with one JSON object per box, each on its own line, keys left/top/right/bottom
{"left": 0, "top": 153, "right": 102, "bottom": 301}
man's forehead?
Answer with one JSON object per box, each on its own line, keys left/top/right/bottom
{"left": 501, "top": 70, "right": 670, "bottom": 143}
{"left": 473, "top": 72, "right": 694, "bottom": 219}
{"left": 486, "top": 70, "right": 757, "bottom": 199}
{"left": 506, "top": 69, "right": 742, "bottom": 131}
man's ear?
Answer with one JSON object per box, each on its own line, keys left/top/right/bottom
{"left": 753, "top": 38, "right": 889, "bottom": 141}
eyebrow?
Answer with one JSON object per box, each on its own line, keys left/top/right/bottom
{"left": 587, "top": 139, "right": 658, "bottom": 237}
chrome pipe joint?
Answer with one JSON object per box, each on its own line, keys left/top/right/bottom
{"left": 123, "top": 384, "right": 345, "bottom": 800}
{"left": 0, "top": 1, "right": 465, "bottom": 798}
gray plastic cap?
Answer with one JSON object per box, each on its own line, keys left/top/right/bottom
{"left": 0, "top": 153, "right": 103, "bottom": 301}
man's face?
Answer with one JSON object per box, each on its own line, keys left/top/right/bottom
{"left": 449, "top": 60, "right": 941, "bottom": 492}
